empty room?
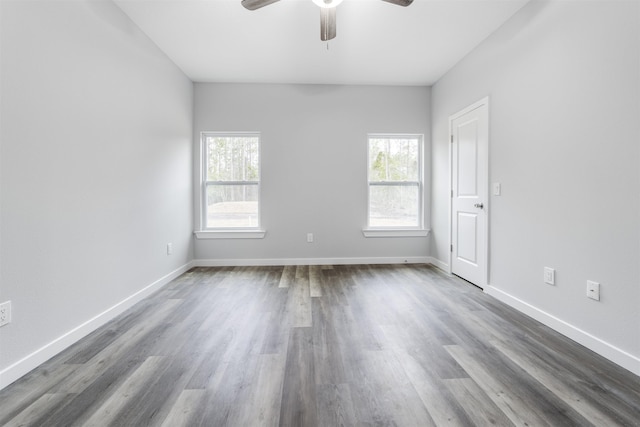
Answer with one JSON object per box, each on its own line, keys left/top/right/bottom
{"left": 1, "top": 0, "right": 639, "bottom": 425}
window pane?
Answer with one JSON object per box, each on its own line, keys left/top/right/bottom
{"left": 206, "top": 136, "right": 259, "bottom": 181}
{"left": 369, "top": 138, "right": 419, "bottom": 182}
{"left": 369, "top": 185, "right": 419, "bottom": 227}
{"left": 206, "top": 184, "right": 258, "bottom": 228}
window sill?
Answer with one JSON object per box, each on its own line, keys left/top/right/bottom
{"left": 195, "top": 230, "right": 266, "bottom": 239}
{"left": 362, "top": 229, "right": 430, "bottom": 238}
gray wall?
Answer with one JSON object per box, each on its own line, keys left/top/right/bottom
{"left": 431, "top": 0, "right": 639, "bottom": 372}
{"left": 0, "top": 0, "right": 193, "bottom": 385}
{"left": 194, "top": 83, "right": 431, "bottom": 263}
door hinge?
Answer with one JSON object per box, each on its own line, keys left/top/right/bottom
{"left": 451, "top": 189, "right": 454, "bottom": 198}
{"left": 450, "top": 244, "right": 453, "bottom": 252}
{"left": 450, "top": 135, "right": 453, "bottom": 143}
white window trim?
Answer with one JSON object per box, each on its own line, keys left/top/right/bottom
{"left": 363, "top": 133, "right": 427, "bottom": 237}
{"left": 197, "top": 131, "right": 265, "bottom": 239}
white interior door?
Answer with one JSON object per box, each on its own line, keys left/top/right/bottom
{"left": 451, "top": 99, "right": 488, "bottom": 288}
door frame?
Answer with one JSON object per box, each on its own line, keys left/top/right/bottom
{"left": 448, "top": 97, "right": 490, "bottom": 288}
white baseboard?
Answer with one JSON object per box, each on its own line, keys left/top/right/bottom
{"left": 426, "top": 257, "right": 449, "bottom": 273}
{"left": 6, "top": 259, "right": 635, "bottom": 391}
{"left": 0, "top": 261, "right": 194, "bottom": 390}
{"left": 194, "top": 256, "right": 430, "bottom": 267}
{"left": 485, "top": 285, "right": 640, "bottom": 377}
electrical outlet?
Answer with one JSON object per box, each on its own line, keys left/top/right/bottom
{"left": 307, "top": 233, "right": 313, "bottom": 243}
{"left": 544, "top": 267, "right": 555, "bottom": 285}
{"left": 0, "top": 301, "right": 12, "bottom": 327}
{"left": 587, "top": 280, "right": 600, "bottom": 301}
{"left": 167, "top": 243, "right": 173, "bottom": 255}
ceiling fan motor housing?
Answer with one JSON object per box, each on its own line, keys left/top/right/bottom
{"left": 241, "top": 0, "right": 414, "bottom": 41}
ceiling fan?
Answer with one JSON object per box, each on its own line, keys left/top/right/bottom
{"left": 241, "top": 0, "right": 414, "bottom": 41}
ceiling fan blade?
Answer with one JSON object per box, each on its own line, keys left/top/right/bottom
{"left": 320, "top": 7, "right": 336, "bottom": 41}
{"left": 241, "top": 0, "right": 280, "bottom": 11}
{"left": 381, "top": 0, "right": 413, "bottom": 6}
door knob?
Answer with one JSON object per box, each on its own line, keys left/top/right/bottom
{"left": 474, "top": 203, "right": 484, "bottom": 209}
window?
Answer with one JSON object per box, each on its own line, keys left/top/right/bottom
{"left": 201, "top": 132, "right": 260, "bottom": 231}
{"left": 366, "top": 134, "right": 424, "bottom": 232}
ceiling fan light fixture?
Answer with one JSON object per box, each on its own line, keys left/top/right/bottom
{"left": 312, "top": 0, "right": 344, "bottom": 9}
{"left": 244, "top": 0, "right": 412, "bottom": 41}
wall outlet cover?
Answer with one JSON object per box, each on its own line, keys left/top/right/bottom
{"left": 587, "top": 280, "right": 600, "bottom": 301}
{"left": 544, "top": 267, "right": 555, "bottom": 285}
{"left": 0, "top": 301, "right": 12, "bottom": 327}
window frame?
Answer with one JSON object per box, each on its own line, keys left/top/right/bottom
{"left": 196, "top": 131, "right": 265, "bottom": 239}
{"left": 363, "top": 133, "right": 429, "bottom": 238}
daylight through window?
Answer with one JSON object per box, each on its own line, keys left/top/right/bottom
{"left": 368, "top": 135, "right": 423, "bottom": 228}
{"left": 203, "top": 133, "right": 260, "bottom": 229}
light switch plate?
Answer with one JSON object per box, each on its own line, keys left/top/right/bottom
{"left": 493, "top": 182, "right": 501, "bottom": 196}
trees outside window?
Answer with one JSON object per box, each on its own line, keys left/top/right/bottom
{"left": 202, "top": 133, "right": 260, "bottom": 229}
{"left": 368, "top": 135, "right": 423, "bottom": 228}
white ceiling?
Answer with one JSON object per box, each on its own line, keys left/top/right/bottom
{"left": 113, "top": 0, "right": 529, "bottom": 86}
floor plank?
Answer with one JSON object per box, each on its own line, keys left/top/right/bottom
{"left": 445, "top": 344, "right": 589, "bottom": 426}
{"left": 490, "top": 337, "right": 629, "bottom": 426}
{"left": 82, "top": 356, "right": 166, "bottom": 426}
{"left": 160, "top": 389, "right": 206, "bottom": 427}
{"left": 443, "top": 378, "right": 514, "bottom": 426}
{"left": 316, "top": 383, "right": 357, "bottom": 427}
{"left": 1, "top": 264, "right": 639, "bottom": 427}
{"left": 279, "top": 327, "right": 317, "bottom": 427}
{"left": 2, "top": 393, "right": 71, "bottom": 427}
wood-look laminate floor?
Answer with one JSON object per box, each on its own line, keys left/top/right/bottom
{"left": 1, "top": 264, "right": 639, "bottom": 426}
